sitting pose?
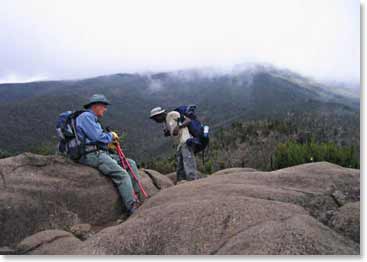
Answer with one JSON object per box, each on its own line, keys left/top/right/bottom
{"left": 76, "top": 94, "right": 142, "bottom": 215}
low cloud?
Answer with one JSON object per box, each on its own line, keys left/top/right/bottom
{"left": 0, "top": 0, "right": 360, "bottom": 84}
{"left": 147, "top": 78, "right": 165, "bottom": 92}
{"left": 0, "top": 73, "right": 48, "bottom": 84}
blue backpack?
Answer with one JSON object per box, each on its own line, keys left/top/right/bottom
{"left": 174, "top": 105, "right": 209, "bottom": 154}
{"left": 56, "top": 110, "right": 86, "bottom": 160}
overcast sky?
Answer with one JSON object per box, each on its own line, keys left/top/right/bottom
{"left": 0, "top": 0, "right": 360, "bottom": 83}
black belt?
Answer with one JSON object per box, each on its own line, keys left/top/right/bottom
{"left": 84, "top": 145, "right": 99, "bottom": 154}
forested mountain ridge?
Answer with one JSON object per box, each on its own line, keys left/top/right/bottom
{"left": 0, "top": 64, "right": 359, "bottom": 165}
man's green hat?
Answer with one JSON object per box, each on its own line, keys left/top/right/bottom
{"left": 83, "top": 94, "right": 111, "bottom": 109}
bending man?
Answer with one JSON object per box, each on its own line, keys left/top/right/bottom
{"left": 150, "top": 107, "right": 198, "bottom": 182}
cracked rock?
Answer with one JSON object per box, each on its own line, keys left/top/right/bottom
{"left": 332, "top": 190, "right": 347, "bottom": 206}
{"left": 70, "top": 224, "right": 92, "bottom": 240}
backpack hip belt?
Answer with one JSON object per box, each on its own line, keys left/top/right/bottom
{"left": 84, "top": 145, "right": 99, "bottom": 154}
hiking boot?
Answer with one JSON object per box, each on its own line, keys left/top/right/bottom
{"left": 176, "top": 180, "right": 188, "bottom": 185}
{"left": 127, "top": 201, "right": 141, "bottom": 216}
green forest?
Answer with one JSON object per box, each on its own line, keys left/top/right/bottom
{"left": 1, "top": 109, "right": 359, "bottom": 175}
{"left": 272, "top": 140, "right": 359, "bottom": 169}
{"left": 144, "top": 110, "right": 360, "bottom": 174}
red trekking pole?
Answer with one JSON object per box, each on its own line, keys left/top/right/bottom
{"left": 115, "top": 143, "right": 149, "bottom": 199}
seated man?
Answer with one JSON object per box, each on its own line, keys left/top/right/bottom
{"left": 76, "top": 94, "right": 141, "bottom": 215}
{"left": 149, "top": 107, "right": 198, "bottom": 182}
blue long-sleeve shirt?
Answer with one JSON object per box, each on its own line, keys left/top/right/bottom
{"left": 76, "top": 110, "right": 113, "bottom": 146}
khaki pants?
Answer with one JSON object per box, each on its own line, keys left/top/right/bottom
{"left": 79, "top": 151, "right": 141, "bottom": 210}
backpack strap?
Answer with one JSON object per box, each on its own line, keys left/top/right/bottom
{"left": 72, "top": 110, "right": 88, "bottom": 155}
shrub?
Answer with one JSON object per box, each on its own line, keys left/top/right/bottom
{"left": 272, "top": 140, "right": 359, "bottom": 169}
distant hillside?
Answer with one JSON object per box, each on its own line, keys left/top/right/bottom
{"left": 0, "top": 64, "right": 359, "bottom": 162}
{"left": 146, "top": 109, "right": 360, "bottom": 174}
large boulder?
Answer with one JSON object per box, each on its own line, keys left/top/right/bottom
{"left": 66, "top": 162, "right": 359, "bottom": 255}
{"left": 16, "top": 230, "right": 81, "bottom": 255}
{"left": 165, "top": 171, "right": 207, "bottom": 184}
{"left": 165, "top": 172, "right": 177, "bottom": 184}
{"left": 211, "top": 167, "right": 257, "bottom": 176}
{"left": 140, "top": 169, "right": 174, "bottom": 194}
{"left": 215, "top": 215, "right": 358, "bottom": 255}
{"left": 0, "top": 153, "right": 173, "bottom": 248}
{"left": 329, "top": 202, "right": 360, "bottom": 243}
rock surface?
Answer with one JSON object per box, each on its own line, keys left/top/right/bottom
{"left": 214, "top": 214, "right": 357, "bottom": 255}
{"left": 329, "top": 202, "right": 360, "bottom": 243}
{"left": 140, "top": 169, "right": 174, "bottom": 194}
{"left": 3, "top": 156, "right": 360, "bottom": 255}
{"left": 70, "top": 224, "right": 92, "bottom": 240}
{"left": 0, "top": 246, "right": 16, "bottom": 255}
{"left": 165, "top": 171, "right": 207, "bottom": 184}
{"left": 165, "top": 172, "right": 177, "bottom": 184}
{"left": 0, "top": 153, "right": 173, "bottom": 247}
{"left": 16, "top": 230, "right": 81, "bottom": 255}
{"left": 65, "top": 162, "right": 359, "bottom": 255}
{"left": 211, "top": 167, "right": 257, "bottom": 176}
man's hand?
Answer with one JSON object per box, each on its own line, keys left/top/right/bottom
{"left": 173, "top": 126, "right": 180, "bottom": 136}
{"left": 179, "top": 116, "right": 192, "bottom": 128}
{"left": 111, "top": 131, "right": 120, "bottom": 144}
{"left": 108, "top": 131, "right": 120, "bottom": 152}
{"left": 108, "top": 142, "right": 117, "bottom": 151}
{"left": 163, "top": 128, "right": 171, "bottom": 137}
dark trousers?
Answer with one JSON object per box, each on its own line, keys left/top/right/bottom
{"left": 176, "top": 143, "right": 198, "bottom": 181}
